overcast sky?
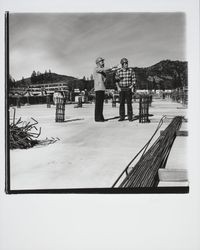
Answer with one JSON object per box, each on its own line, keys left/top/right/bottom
{"left": 9, "top": 12, "right": 186, "bottom": 80}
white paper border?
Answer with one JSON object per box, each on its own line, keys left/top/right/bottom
{"left": 0, "top": 1, "right": 199, "bottom": 250}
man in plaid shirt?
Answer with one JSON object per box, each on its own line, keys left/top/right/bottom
{"left": 115, "top": 58, "right": 136, "bottom": 121}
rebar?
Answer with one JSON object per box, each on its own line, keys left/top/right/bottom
{"left": 123, "top": 116, "right": 182, "bottom": 187}
{"left": 55, "top": 97, "right": 65, "bottom": 122}
{"left": 10, "top": 108, "right": 41, "bottom": 149}
{"left": 139, "top": 95, "right": 151, "bottom": 123}
{"left": 113, "top": 116, "right": 183, "bottom": 188}
{"left": 112, "top": 116, "right": 166, "bottom": 188}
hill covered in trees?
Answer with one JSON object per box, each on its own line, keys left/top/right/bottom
{"left": 9, "top": 60, "right": 187, "bottom": 91}
{"left": 106, "top": 60, "right": 187, "bottom": 90}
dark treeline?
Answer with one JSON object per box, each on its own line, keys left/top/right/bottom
{"left": 9, "top": 60, "right": 188, "bottom": 91}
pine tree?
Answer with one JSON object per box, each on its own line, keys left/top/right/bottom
{"left": 48, "top": 69, "right": 52, "bottom": 82}
{"left": 31, "top": 71, "right": 37, "bottom": 84}
{"left": 8, "top": 75, "right": 15, "bottom": 88}
{"left": 21, "top": 77, "right": 25, "bottom": 85}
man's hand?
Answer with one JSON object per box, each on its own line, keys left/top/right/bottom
{"left": 117, "top": 87, "right": 121, "bottom": 92}
{"left": 111, "top": 64, "right": 121, "bottom": 71}
{"left": 112, "top": 64, "right": 120, "bottom": 69}
{"left": 132, "top": 84, "right": 136, "bottom": 92}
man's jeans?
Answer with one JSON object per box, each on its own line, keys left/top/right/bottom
{"left": 119, "top": 89, "right": 133, "bottom": 120}
{"left": 95, "top": 90, "right": 105, "bottom": 121}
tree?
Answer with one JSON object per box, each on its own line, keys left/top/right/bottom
{"left": 21, "top": 77, "right": 25, "bottom": 86}
{"left": 174, "top": 64, "right": 184, "bottom": 89}
{"left": 8, "top": 75, "right": 15, "bottom": 88}
{"left": 153, "top": 78, "right": 156, "bottom": 92}
{"left": 31, "top": 70, "right": 37, "bottom": 84}
{"left": 48, "top": 69, "right": 52, "bottom": 82}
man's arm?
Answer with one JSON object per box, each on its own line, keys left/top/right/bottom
{"left": 96, "top": 67, "right": 109, "bottom": 73}
{"left": 96, "top": 65, "right": 118, "bottom": 73}
{"left": 115, "top": 70, "right": 121, "bottom": 92}
{"left": 130, "top": 70, "right": 136, "bottom": 90}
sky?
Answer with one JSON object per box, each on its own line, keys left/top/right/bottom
{"left": 9, "top": 12, "right": 186, "bottom": 80}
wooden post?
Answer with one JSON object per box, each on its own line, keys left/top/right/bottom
{"left": 46, "top": 95, "right": 51, "bottom": 108}
{"left": 17, "top": 97, "right": 21, "bottom": 108}
{"left": 112, "top": 96, "right": 116, "bottom": 107}
{"left": 78, "top": 96, "right": 82, "bottom": 107}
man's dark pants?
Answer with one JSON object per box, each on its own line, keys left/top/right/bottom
{"left": 119, "top": 89, "right": 133, "bottom": 120}
{"left": 95, "top": 90, "right": 105, "bottom": 121}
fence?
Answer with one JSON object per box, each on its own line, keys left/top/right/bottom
{"left": 9, "top": 95, "right": 54, "bottom": 106}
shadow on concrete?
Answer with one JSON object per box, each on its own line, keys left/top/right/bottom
{"left": 105, "top": 114, "right": 153, "bottom": 121}
{"left": 63, "top": 118, "right": 84, "bottom": 123}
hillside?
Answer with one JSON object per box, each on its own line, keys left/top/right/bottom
{"left": 10, "top": 60, "right": 188, "bottom": 90}
{"left": 14, "top": 73, "right": 77, "bottom": 86}
{"left": 138, "top": 59, "right": 187, "bottom": 90}
{"left": 106, "top": 60, "right": 188, "bottom": 90}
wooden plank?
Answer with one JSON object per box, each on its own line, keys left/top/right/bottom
{"left": 160, "top": 130, "right": 188, "bottom": 136}
{"left": 158, "top": 181, "right": 189, "bottom": 187}
{"left": 176, "top": 130, "right": 188, "bottom": 136}
{"left": 158, "top": 168, "right": 188, "bottom": 182}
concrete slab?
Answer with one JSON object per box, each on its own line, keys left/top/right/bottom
{"left": 158, "top": 168, "right": 188, "bottom": 182}
{"left": 9, "top": 99, "right": 188, "bottom": 189}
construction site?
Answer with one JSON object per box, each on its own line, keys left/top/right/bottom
{"left": 8, "top": 91, "right": 188, "bottom": 191}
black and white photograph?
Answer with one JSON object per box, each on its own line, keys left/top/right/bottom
{"left": 6, "top": 11, "right": 189, "bottom": 193}
{"left": 1, "top": 0, "right": 200, "bottom": 250}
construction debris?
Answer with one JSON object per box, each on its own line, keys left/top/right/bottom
{"left": 37, "top": 137, "right": 60, "bottom": 146}
{"left": 10, "top": 108, "right": 59, "bottom": 149}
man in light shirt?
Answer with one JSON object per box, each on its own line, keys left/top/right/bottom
{"left": 93, "top": 57, "right": 117, "bottom": 122}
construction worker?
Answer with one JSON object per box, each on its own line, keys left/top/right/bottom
{"left": 93, "top": 57, "right": 107, "bottom": 121}
{"left": 93, "top": 57, "right": 117, "bottom": 121}
{"left": 53, "top": 89, "right": 64, "bottom": 105}
{"left": 115, "top": 58, "right": 136, "bottom": 121}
